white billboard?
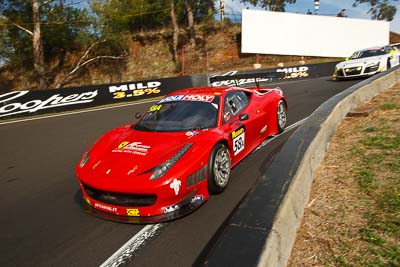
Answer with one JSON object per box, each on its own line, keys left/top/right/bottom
{"left": 242, "top": 10, "right": 390, "bottom": 58}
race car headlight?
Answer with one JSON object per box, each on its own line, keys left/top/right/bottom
{"left": 79, "top": 151, "right": 90, "bottom": 168}
{"left": 150, "top": 143, "right": 192, "bottom": 180}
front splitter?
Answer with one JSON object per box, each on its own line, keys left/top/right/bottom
{"left": 80, "top": 197, "right": 206, "bottom": 224}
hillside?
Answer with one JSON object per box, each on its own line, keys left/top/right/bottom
{"left": 1, "top": 22, "right": 400, "bottom": 92}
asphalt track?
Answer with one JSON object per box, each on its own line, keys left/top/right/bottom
{"left": 0, "top": 77, "right": 359, "bottom": 267}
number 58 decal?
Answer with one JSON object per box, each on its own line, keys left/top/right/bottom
{"left": 231, "top": 127, "right": 245, "bottom": 156}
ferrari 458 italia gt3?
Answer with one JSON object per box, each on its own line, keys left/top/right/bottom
{"left": 76, "top": 74, "right": 288, "bottom": 223}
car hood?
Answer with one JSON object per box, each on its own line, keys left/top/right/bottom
{"left": 83, "top": 125, "right": 204, "bottom": 179}
{"left": 336, "top": 55, "right": 385, "bottom": 68}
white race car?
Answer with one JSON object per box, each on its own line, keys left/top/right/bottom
{"left": 333, "top": 45, "right": 400, "bottom": 80}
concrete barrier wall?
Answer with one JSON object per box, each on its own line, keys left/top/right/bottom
{"left": 257, "top": 65, "right": 400, "bottom": 267}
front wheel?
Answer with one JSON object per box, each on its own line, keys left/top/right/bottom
{"left": 208, "top": 143, "right": 231, "bottom": 194}
{"left": 277, "top": 100, "right": 287, "bottom": 133}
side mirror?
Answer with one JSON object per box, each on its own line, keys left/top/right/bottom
{"left": 135, "top": 112, "right": 142, "bottom": 119}
{"left": 239, "top": 113, "right": 249, "bottom": 121}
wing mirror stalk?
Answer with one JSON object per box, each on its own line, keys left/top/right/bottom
{"left": 239, "top": 113, "right": 249, "bottom": 121}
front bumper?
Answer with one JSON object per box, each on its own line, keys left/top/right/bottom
{"left": 333, "top": 64, "right": 383, "bottom": 79}
{"left": 79, "top": 186, "right": 207, "bottom": 223}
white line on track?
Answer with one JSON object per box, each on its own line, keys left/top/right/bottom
{"left": 99, "top": 116, "right": 309, "bottom": 267}
{"left": 0, "top": 98, "right": 161, "bottom": 126}
{"left": 255, "top": 116, "right": 309, "bottom": 152}
{"left": 100, "top": 223, "right": 164, "bottom": 267}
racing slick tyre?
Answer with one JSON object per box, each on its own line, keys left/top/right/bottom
{"left": 277, "top": 99, "right": 287, "bottom": 133}
{"left": 208, "top": 143, "right": 231, "bottom": 194}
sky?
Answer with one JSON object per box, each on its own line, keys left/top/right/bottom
{"left": 71, "top": 0, "right": 400, "bottom": 34}
{"left": 222, "top": 0, "right": 400, "bottom": 34}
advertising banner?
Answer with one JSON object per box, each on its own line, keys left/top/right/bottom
{"left": 242, "top": 10, "right": 390, "bottom": 57}
{"left": 0, "top": 75, "right": 205, "bottom": 120}
{"left": 0, "top": 62, "right": 337, "bottom": 120}
{"left": 209, "top": 62, "right": 338, "bottom": 87}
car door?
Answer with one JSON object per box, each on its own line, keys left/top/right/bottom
{"left": 222, "top": 91, "right": 259, "bottom": 160}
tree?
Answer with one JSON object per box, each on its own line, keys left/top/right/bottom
{"left": 170, "top": 0, "right": 179, "bottom": 62}
{"left": 186, "top": 0, "right": 195, "bottom": 48}
{"left": 1, "top": 0, "right": 96, "bottom": 89}
{"left": 0, "top": 0, "right": 47, "bottom": 88}
{"left": 239, "top": 0, "right": 296, "bottom": 12}
{"left": 183, "top": 0, "right": 214, "bottom": 49}
{"left": 90, "top": 0, "right": 172, "bottom": 34}
{"left": 1, "top": 0, "right": 35, "bottom": 72}
{"left": 54, "top": 41, "right": 127, "bottom": 88}
{"left": 32, "top": 0, "right": 46, "bottom": 89}
{"left": 353, "top": 0, "right": 398, "bottom": 21}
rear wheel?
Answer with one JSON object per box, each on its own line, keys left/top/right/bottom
{"left": 208, "top": 143, "right": 231, "bottom": 194}
{"left": 277, "top": 100, "right": 287, "bottom": 133}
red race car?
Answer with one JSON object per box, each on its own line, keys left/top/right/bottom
{"left": 76, "top": 73, "right": 287, "bottom": 223}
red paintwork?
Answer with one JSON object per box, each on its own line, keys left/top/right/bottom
{"left": 76, "top": 86, "right": 287, "bottom": 223}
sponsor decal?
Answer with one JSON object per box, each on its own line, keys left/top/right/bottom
{"left": 276, "top": 66, "right": 309, "bottom": 79}
{"left": 127, "top": 165, "right": 139, "bottom": 175}
{"left": 231, "top": 126, "right": 245, "bottom": 156}
{"left": 163, "top": 204, "right": 179, "bottom": 214}
{"left": 210, "top": 70, "right": 274, "bottom": 87}
{"left": 224, "top": 111, "right": 232, "bottom": 122}
{"left": 191, "top": 195, "right": 204, "bottom": 203}
{"left": 113, "top": 141, "right": 151, "bottom": 156}
{"left": 126, "top": 208, "right": 140, "bottom": 217}
{"left": 149, "top": 104, "right": 162, "bottom": 112}
{"left": 182, "top": 95, "right": 215, "bottom": 102}
{"left": 159, "top": 94, "right": 214, "bottom": 103}
{"left": 159, "top": 95, "right": 185, "bottom": 103}
{"left": 95, "top": 202, "right": 117, "bottom": 213}
{"left": 260, "top": 125, "right": 268, "bottom": 134}
{"left": 185, "top": 131, "right": 199, "bottom": 137}
{"left": 109, "top": 82, "right": 161, "bottom": 99}
{"left": 169, "top": 178, "right": 182, "bottom": 195}
{"left": 0, "top": 90, "right": 98, "bottom": 118}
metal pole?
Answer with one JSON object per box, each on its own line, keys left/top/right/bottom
{"left": 220, "top": 0, "right": 225, "bottom": 23}
{"left": 314, "top": 0, "right": 320, "bottom": 15}
{"left": 181, "top": 46, "right": 185, "bottom": 76}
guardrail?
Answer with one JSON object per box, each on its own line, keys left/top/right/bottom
{"left": 201, "top": 65, "right": 400, "bottom": 266}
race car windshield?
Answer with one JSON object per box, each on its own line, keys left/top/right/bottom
{"left": 134, "top": 96, "right": 220, "bottom": 132}
{"left": 350, "top": 49, "right": 386, "bottom": 59}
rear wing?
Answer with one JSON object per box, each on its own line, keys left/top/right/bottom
{"left": 209, "top": 72, "right": 282, "bottom": 88}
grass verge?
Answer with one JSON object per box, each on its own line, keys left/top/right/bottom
{"left": 288, "top": 83, "right": 400, "bottom": 267}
